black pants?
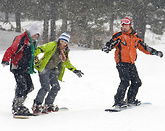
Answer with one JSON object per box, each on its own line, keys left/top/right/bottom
{"left": 114, "top": 62, "right": 142, "bottom": 104}
{"left": 12, "top": 70, "right": 34, "bottom": 98}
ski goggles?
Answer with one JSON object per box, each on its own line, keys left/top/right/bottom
{"left": 121, "top": 19, "right": 131, "bottom": 25}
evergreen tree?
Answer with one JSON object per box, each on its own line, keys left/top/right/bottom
{"left": 0, "top": 0, "right": 164, "bottom": 47}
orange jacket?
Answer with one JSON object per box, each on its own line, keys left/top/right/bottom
{"left": 106, "top": 30, "right": 157, "bottom": 64}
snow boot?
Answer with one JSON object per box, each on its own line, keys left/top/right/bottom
{"left": 113, "top": 101, "right": 128, "bottom": 109}
{"left": 42, "top": 104, "right": 59, "bottom": 113}
{"left": 127, "top": 99, "right": 141, "bottom": 106}
{"left": 13, "top": 106, "right": 31, "bottom": 116}
{"left": 32, "top": 102, "right": 42, "bottom": 114}
{"left": 12, "top": 97, "right": 30, "bottom": 115}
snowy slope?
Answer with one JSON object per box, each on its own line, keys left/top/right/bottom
{"left": 0, "top": 43, "right": 165, "bottom": 131}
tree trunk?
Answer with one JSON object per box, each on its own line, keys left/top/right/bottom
{"left": 15, "top": 11, "right": 21, "bottom": 32}
{"left": 61, "top": 0, "right": 68, "bottom": 33}
{"left": 132, "top": 1, "right": 147, "bottom": 40}
{"left": 109, "top": 13, "right": 115, "bottom": 36}
{"left": 62, "top": 19, "right": 67, "bottom": 33}
{"left": 50, "top": 1, "right": 56, "bottom": 41}
{"left": 5, "top": 12, "right": 9, "bottom": 22}
{"left": 50, "top": 18, "right": 56, "bottom": 41}
{"left": 43, "top": 18, "right": 49, "bottom": 44}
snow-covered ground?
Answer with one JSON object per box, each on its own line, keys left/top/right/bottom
{"left": 0, "top": 21, "right": 165, "bottom": 130}
{"left": 0, "top": 43, "right": 165, "bottom": 131}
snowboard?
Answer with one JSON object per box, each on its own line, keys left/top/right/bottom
{"left": 45, "top": 107, "right": 69, "bottom": 113}
{"left": 59, "top": 107, "right": 69, "bottom": 111}
{"left": 13, "top": 107, "right": 69, "bottom": 119}
{"left": 32, "top": 107, "right": 69, "bottom": 117}
{"left": 105, "top": 102, "right": 152, "bottom": 112}
{"left": 13, "top": 113, "right": 38, "bottom": 119}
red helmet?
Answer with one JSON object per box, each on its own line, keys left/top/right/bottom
{"left": 121, "top": 17, "right": 131, "bottom": 25}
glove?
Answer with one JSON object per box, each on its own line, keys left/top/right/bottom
{"left": 34, "top": 56, "right": 39, "bottom": 64}
{"left": 157, "top": 51, "right": 163, "bottom": 58}
{"left": 102, "top": 46, "right": 110, "bottom": 53}
{"left": 73, "top": 69, "right": 84, "bottom": 78}
{"left": 1, "top": 61, "right": 9, "bottom": 67}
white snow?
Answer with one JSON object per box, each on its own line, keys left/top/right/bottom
{"left": 0, "top": 21, "right": 165, "bottom": 131}
{"left": 0, "top": 44, "right": 165, "bottom": 131}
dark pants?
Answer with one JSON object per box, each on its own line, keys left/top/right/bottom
{"left": 12, "top": 70, "right": 34, "bottom": 98}
{"left": 114, "top": 62, "right": 142, "bottom": 104}
{"left": 34, "top": 68, "right": 60, "bottom": 105}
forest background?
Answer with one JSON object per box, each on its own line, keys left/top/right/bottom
{"left": 0, "top": 0, "right": 164, "bottom": 49}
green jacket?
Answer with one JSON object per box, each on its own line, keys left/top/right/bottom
{"left": 34, "top": 41, "right": 76, "bottom": 81}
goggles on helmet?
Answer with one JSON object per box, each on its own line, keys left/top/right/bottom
{"left": 121, "top": 19, "right": 131, "bottom": 25}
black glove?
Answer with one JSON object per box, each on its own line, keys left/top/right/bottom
{"left": 102, "top": 46, "right": 110, "bottom": 53}
{"left": 156, "top": 51, "right": 163, "bottom": 58}
{"left": 1, "top": 61, "right": 9, "bottom": 67}
{"left": 73, "top": 69, "right": 84, "bottom": 78}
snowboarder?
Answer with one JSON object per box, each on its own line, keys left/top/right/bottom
{"left": 1, "top": 24, "right": 40, "bottom": 116}
{"left": 102, "top": 17, "right": 163, "bottom": 108}
{"left": 32, "top": 32, "right": 84, "bottom": 113}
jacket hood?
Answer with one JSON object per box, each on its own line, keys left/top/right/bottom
{"left": 28, "top": 24, "right": 40, "bottom": 40}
